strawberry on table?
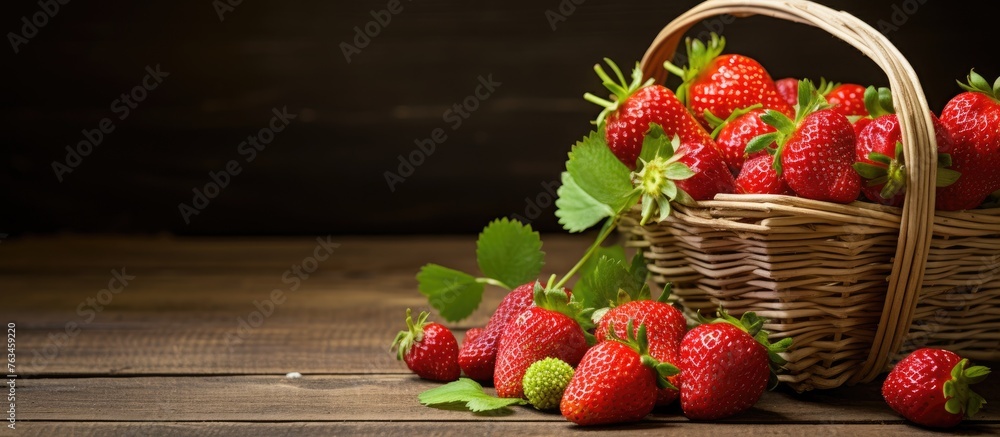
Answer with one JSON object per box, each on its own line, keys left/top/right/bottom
{"left": 852, "top": 86, "right": 960, "bottom": 206}
{"left": 666, "top": 33, "right": 793, "bottom": 129}
{"left": 596, "top": 298, "right": 686, "bottom": 406}
{"left": 882, "top": 348, "right": 991, "bottom": 428}
{"left": 561, "top": 321, "right": 679, "bottom": 425}
{"left": 494, "top": 283, "right": 592, "bottom": 399}
{"left": 461, "top": 327, "right": 484, "bottom": 348}
{"left": 391, "top": 308, "right": 461, "bottom": 382}
{"left": 937, "top": 70, "right": 1000, "bottom": 210}
{"left": 678, "top": 310, "right": 792, "bottom": 420}
{"left": 458, "top": 283, "right": 536, "bottom": 382}
{"left": 747, "top": 80, "right": 861, "bottom": 203}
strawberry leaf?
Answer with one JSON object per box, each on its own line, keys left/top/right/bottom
{"left": 417, "top": 264, "right": 485, "bottom": 322}
{"left": 476, "top": 218, "right": 544, "bottom": 291}
{"left": 574, "top": 252, "right": 649, "bottom": 311}
{"left": 555, "top": 172, "right": 616, "bottom": 233}
{"left": 565, "top": 131, "right": 636, "bottom": 211}
{"left": 419, "top": 378, "right": 527, "bottom": 413}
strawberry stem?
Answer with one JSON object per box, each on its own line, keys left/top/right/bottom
{"left": 390, "top": 308, "right": 429, "bottom": 361}
{"left": 664, "top": 33, "right": 726, "bottom": 108}
{"left": 584, "top": 59, "right": 654, "bottom": 127}
{"left": 554, "top": 216, "right": 620, "bottom": 289}
{"left": 943, "top": 358, "right": 991, "bottom": 418}
{"left": 474, "top": 277, "right": 511, "bottom": 289}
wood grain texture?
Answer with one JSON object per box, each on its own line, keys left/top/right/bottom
{"left": 17, "top": 375, "right": 1000, "bottom": 423}
{"left": 3, "top": 236, "right": 998, "bottom": 434}
{"left": 19, "top": 422, "right": 1000, "bottom": 437}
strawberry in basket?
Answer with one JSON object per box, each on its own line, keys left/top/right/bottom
{"left": 665, "top": 33, "right": 793, "bottom": 129}
{"left": 852, "top": 86, "right": 960, "bottom": 207}
{"left": 936, "top": 70, "right": 1000, "bottom": 210}
{"left": 584, "top": 59, "right": 734, "bottom": 201}
{"left": 746, "top": 79, "right": 861, "bottom": 203}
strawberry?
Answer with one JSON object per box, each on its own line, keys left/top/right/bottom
{"left": 748, "top": 80, "right": 861, "bottom": 203}
{"left": 522, "top": 357, "right": 575, "bottom": 410}
{"left": 461, "top": 327, "right": 484, "bottom": 348}
{"left": 735, "top": 153, "right": 792, "bottom": 195}
{"left": 850, "top": 85, "right": 895, "bottom": 137}
{"left": 561, "top": 321, "right": 679, "bottom": 425}
{"left": 458, "top": 283, "right": 535, "bottom": 382}
{"left": 585, "top": 60, "right": 735, "bottom": 201}
{"left": 595, "top": 299, "right": 686, "bottom": 406}
{"left": 852, "top": 87, "right": 960, "bottom": 206}
{"left": 666, "top": 33, "right": 793, "bottom": 129}
{"left": 826, "top": 83, "right": 869, "bottom": 117}
{"left": 390, "top": 309, "right": 461, "bottom": 382}
{"left": 678, "top": 310, "right": 792, "bottom": 420}
{"left": 706, "top": 105, "right": 773, "bottom": 173}
{"left": 882, "top": 348, "right": 991, "bottom": 428}
{"left": 937, "top": 70, "right": 1000, "bottom": 210}
{"left": 775, "top": 77, "right": 799, "bottom": 107}
{"left": 494, "top": 284, "right": 592, "bottom": 399}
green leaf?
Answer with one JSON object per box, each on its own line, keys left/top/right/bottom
{"left": 936, "top": 168, "right": 962, "bottom": 187}
{"left": 566, "top": 131, "right": 636, "bottom": 210}
{"left": 760, "top": 110, "right": 796, "bottom": 134}
{"left": 664, "top": 162, "right": 695, "bottom": 180}
{"left": 417, "top": 264, "right": 485, "bottom": 322}
{"left": 555, "top": 172, "right": 617, "bottom": 233}
{"left": 575, "top": 253, "right": 648, "bottom": 311}
{"left": 476, "top": 218, "right": 544, "bottom": 290}
{"left": 853, "top": 162, "right": 888, "bottom": 180}
{"left": 419, "top": 378, "right": 527, "bottom": 413}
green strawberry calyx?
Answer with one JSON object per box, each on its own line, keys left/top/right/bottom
{"left": 584, "top": 58, "right": 655, "bottom": 128}
{"left": 852, "top": 142, "right": 961, "bottom": 201}
{"left": 390, "top": 308, "right": 429, "bottom": 361}
{"left": 943, "top": 358, "right": 991, "bottom": 417}
{"left": 863, "top": 85, "right": 896, "bottom": 118}
{"left": 707, "top": 309, "right": 793, "bottom": 389}
{"left": 632, "top": 124, "right": 696, "bottom": 226}
{"left": 606, "top": 319, "right": 681, "bottom": 390}
{"left": 664, "top": 32, "right": 726, "bottom": 107}
{"left": 533, "top": 278, "right": 597, "bottom": 344}
{"left": 522, "top": 357, "right": 575, "bottom": 410}
{"left": 746, "top": 79, "right": 832, "bottom": 176}
{"left": 958, "top": 69, "right": 1000, "bottom": 105}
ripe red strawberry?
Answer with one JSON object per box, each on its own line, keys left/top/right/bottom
{"left": 494, "top": 285, "right": 592, "bottom": 399}
{"left": 850, "top": 85, "right": 895, "bottom": 137}
{"left": 678, "top": 310, "right": 792, "bottom": 420}
{"left": 748, "top": 80, "right": 861, "bottom": 203}
{"left": 882, "top": 348, "right": 991, "bottom": 428}
{"left": 561, "top": 321, "right": 679, "bottom": 425}
{"left": 826, "top": 83, "right": 868, "bottom": 117}
{"left": 585, "top": 60, "right": 735, "bottom": 202}
{"left": 735, "top": 153, "right": 792, "bottom": 195}
{"left": 775, "top": 77, "right": 799, "bottom": 107}
{"left": 458, "top": 283, "right": 535, "bottom": 381}
{"left": 461, "top": 327, "right": 484, "bottom": 348}
{"left": 390, "top": 309, "right": 460, "bottom": 382}
{"left": 666, "top": 33, "right": 793, "bottom": 129}
{"left": 707, "top": 105, "right": 774, "bottom": 173}
{"left": 596, "top": 299, "right": 687, "bottom": 406}
{"left": 937, "top": 70, "right": 1000, "bottom": 210}
{"left": 853, "top": 94, "right": 959, "bottom": 207}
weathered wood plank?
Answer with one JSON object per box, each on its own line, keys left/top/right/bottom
{"left": 15, "top": 375, "right": 1000, "bottom": 423}
{"left": 16, "top": 422, "right": 1000, "bottom": 437}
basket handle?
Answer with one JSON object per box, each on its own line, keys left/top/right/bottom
{"left": 639, "top": 0, "right": 937, "bottom": 383}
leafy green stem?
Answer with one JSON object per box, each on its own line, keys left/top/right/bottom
{"left": 554, "top": 216, "right": 620, "bottom": 289}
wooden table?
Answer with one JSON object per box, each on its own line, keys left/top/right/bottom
{"left": 2, "top": 235, "right": 998, "bottom": 435}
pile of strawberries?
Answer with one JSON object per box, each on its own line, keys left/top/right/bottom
{"left": 393, "top": 281, "right": 792, "bottom": 424}
{"left": 589, "top": 34, "right": 1000, "bottom": 211}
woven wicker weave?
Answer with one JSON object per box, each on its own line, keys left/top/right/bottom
{"left": 626, "top": 0, "right": 1000, "bottom": 391}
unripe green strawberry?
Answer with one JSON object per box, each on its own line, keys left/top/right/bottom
{"left": 522, "top": 358, "right": 575, "bottom": 410}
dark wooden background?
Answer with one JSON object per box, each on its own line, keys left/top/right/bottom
{"left": 2, "top": 0, "right": 997, "bottom": 235}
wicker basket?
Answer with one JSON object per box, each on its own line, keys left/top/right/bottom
{"left": 626, "top": 0, "right": 1000, "bottom": 392}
